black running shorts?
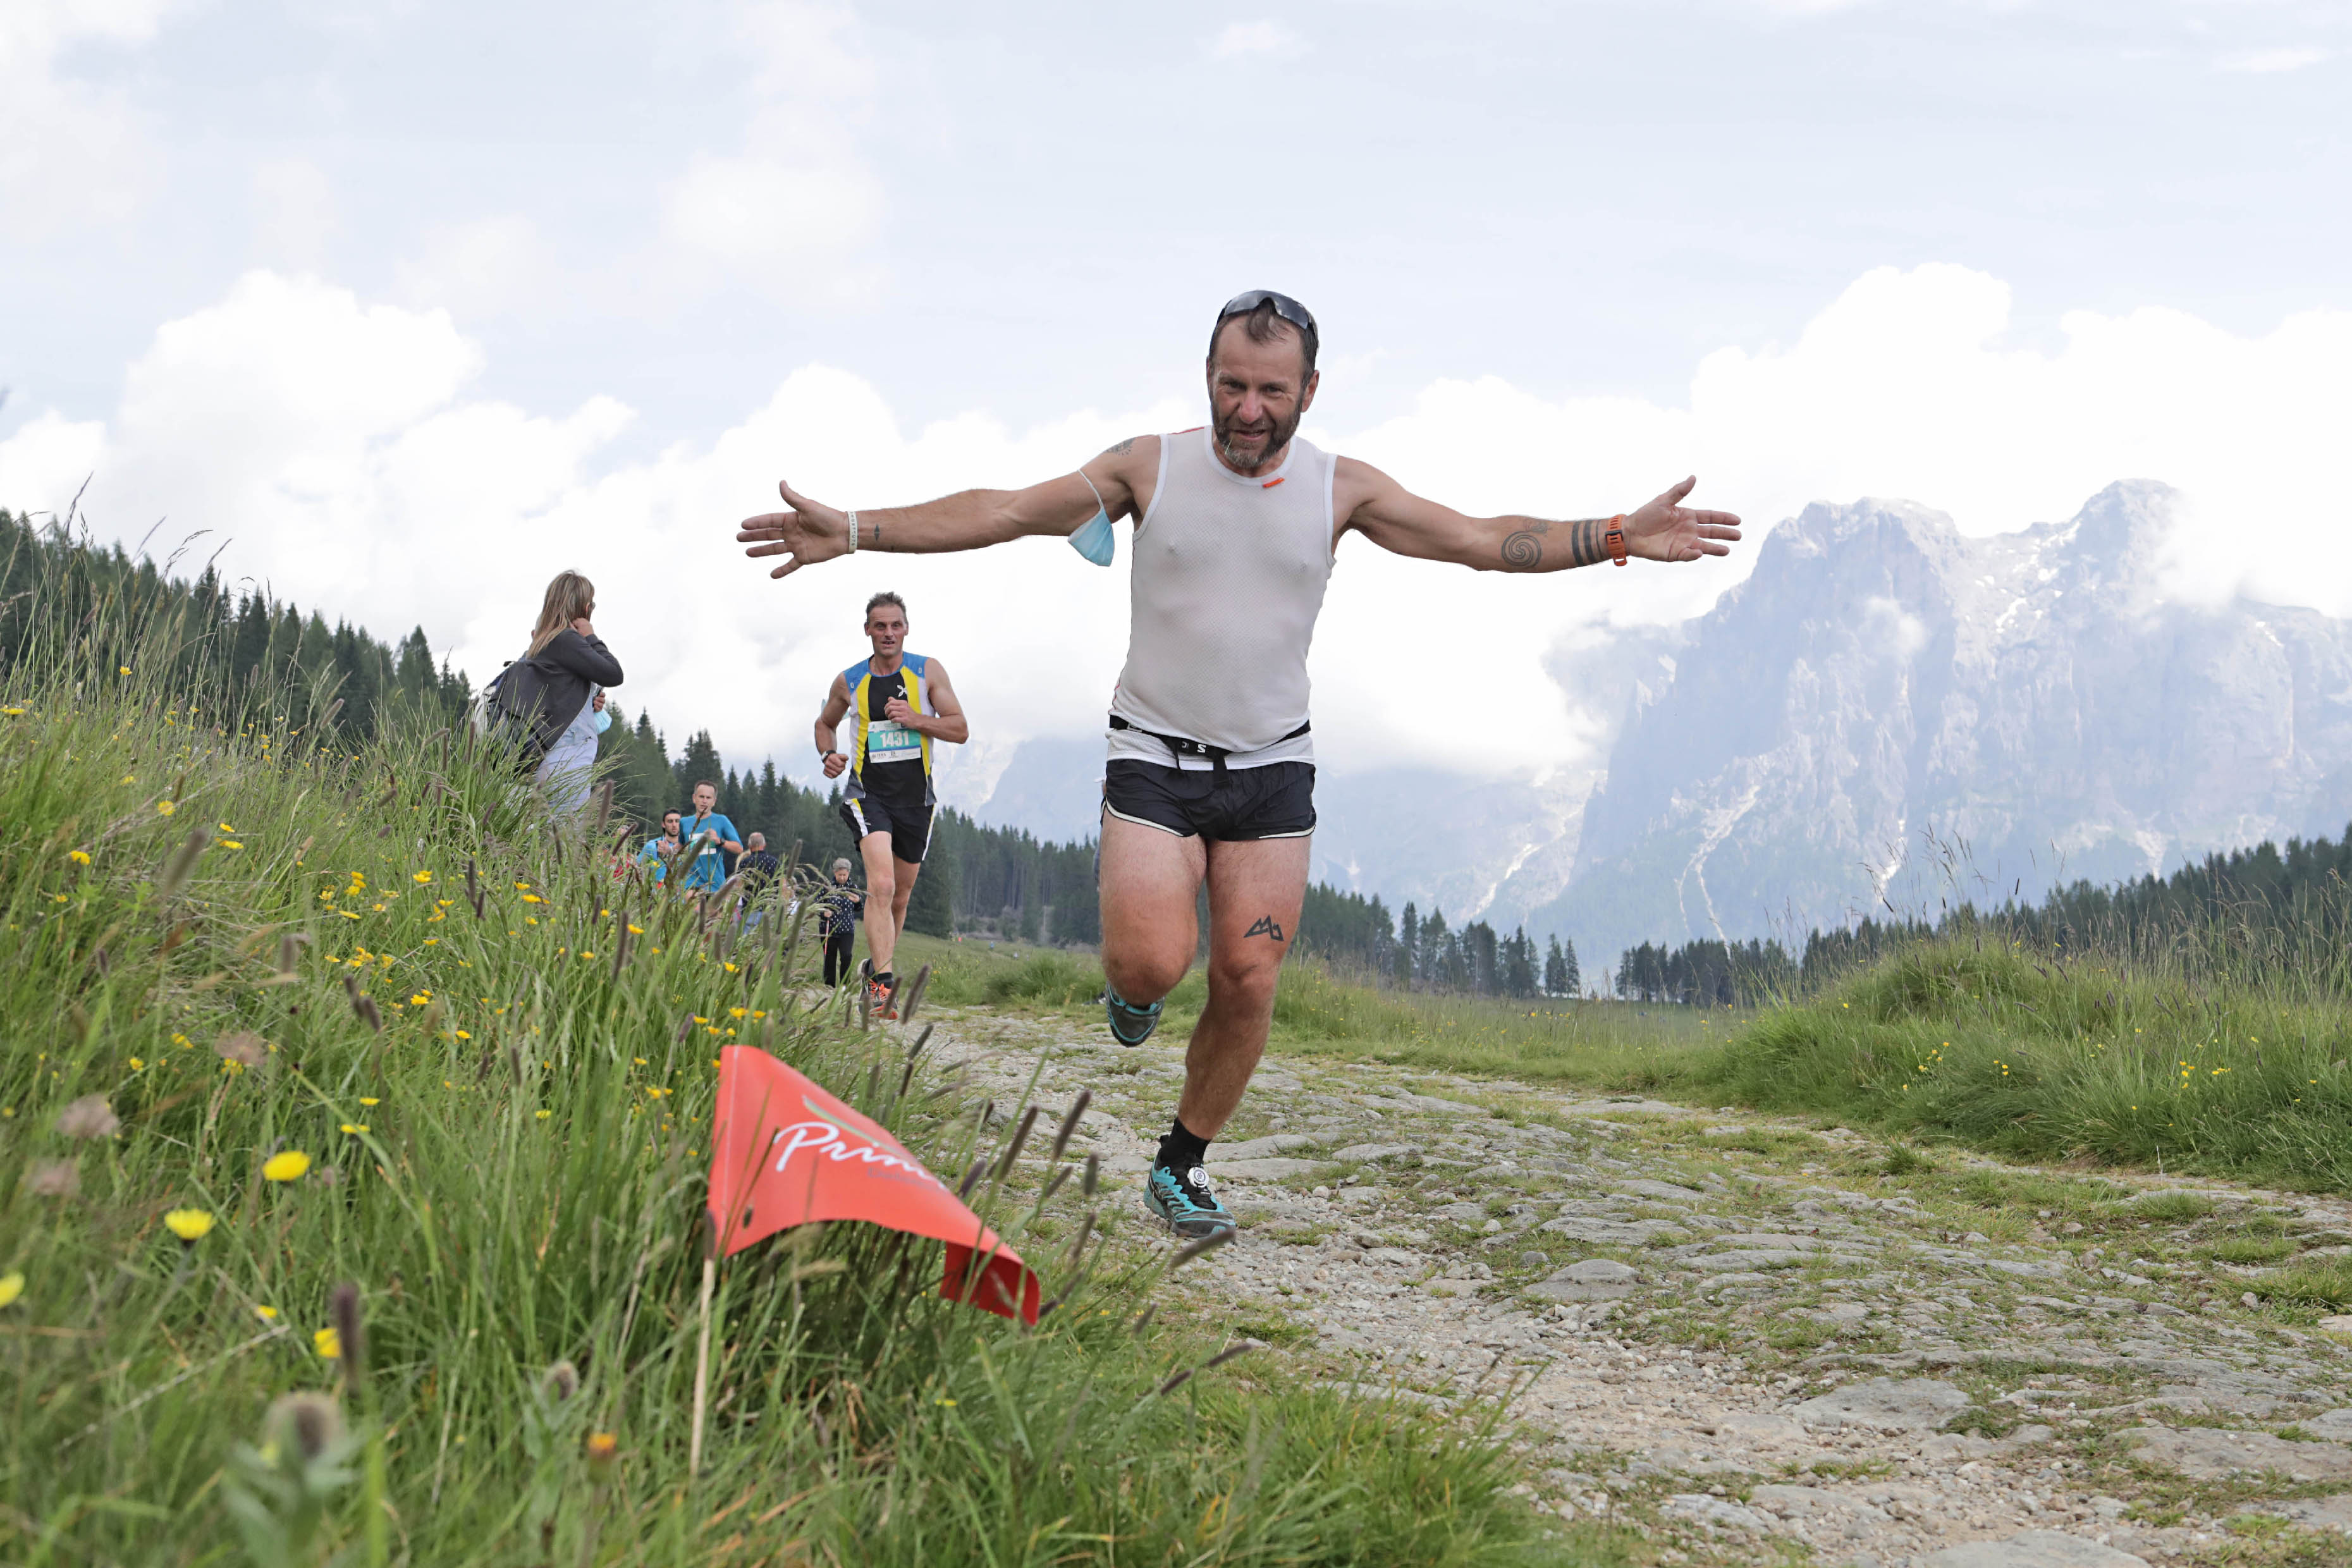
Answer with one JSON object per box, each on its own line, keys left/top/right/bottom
{"left": 1103, "top": 759, "right": 1316, "bottom": 842}
{"left": 840, "top": 790, "right": 933, "bottom": 863}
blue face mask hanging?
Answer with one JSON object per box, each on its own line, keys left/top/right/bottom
{"left": 1067, "top": 469, "right": 1116, "bottom": 567}
{"left": 593, "top": 701, "right": 612, "bottom": 735}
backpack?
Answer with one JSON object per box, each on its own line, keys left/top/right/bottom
{"left": 470, "top": 655, "right": 553, "bottom": 774}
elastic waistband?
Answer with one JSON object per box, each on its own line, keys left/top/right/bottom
{"left": 1108, "top": 714, "right": 1310, "bottom": 780}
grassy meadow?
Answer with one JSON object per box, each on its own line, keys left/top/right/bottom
{"left": 918, "top": 920, "right": 2352, "bottom": 1198}
{"left": 1716, "top": 935, "right": 2352, "bottom": 1192}
{"left": 0, "top": 558, "right": 1580, "bottom": 1564}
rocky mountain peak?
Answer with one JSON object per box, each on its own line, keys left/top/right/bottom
{"left": 1534, "top": 482, "right": 2352, "bottom": 966}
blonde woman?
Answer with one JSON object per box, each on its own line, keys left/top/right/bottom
{"left": 491, "top": 570, "right": 623, "bottom": 813}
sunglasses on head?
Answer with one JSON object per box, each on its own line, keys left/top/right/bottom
{"left": 1216, "top": 289, "right": 1318, "bottom": 340}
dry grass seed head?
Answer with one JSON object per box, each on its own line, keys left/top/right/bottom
{"left": 26, "top": 1159, "right": 80, "bottom": 1197}
{"left": 56, "top": 1094, "right": 119, "bottom": 1139}
{"left": 215, "top": 1031, "right": 267, "bottom": 1069}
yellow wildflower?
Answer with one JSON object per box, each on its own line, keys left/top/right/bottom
{"left": 164, "top": 1208, "right": 215, "bottom": 1241}
{"left": 157, "top": 800, "right": 176, "bottom": 816}
{"left": 314, "top": 1327, "right": 341, "bottom": 1359}
{"left": 412, "top": 869, "right": 431, "bottom": 885}
{"left": 0, "top": 1272, "right": 20, "bottom": 1309}
{"left": 340, "top": 1123, "right": 369, "bottom": 1134}
{"left": 254, "top": 1304, "right": 278, "bottom": 1321}
{"left": 261, "top": 1150, "right": 312, "bottom": 1182}
{"left": 68, "top": 849, "right": 90, "bottom": 865}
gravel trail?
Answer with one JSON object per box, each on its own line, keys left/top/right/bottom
{"left": 919, "top": 1004, "right": 2352, "bottom": 1567}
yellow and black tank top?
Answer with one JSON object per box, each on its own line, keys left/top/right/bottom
{"left": 843, "top": 653, "right": 936, "bottom": 807}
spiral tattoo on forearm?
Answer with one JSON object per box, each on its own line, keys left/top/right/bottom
{"left": 1501, "top": 530, "right": 1543, "bottom": 569}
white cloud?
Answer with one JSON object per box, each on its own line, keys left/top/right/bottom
{"left": 0, "top": 410, "right": 106, "bottom": 519}
{"left": 0, "top": 0, "right": 184, "bottom": 234}
{"left": 4, "top": 262, "right": 2349, "bottom": 796}
{"left": 659, "top": 2, "right": 884, "bottom": 293}
{"left": 1210, "top": 20, "right": 1307, "bottom": 61}
{"left": 665, "top": 154, "right": 881, "bottom": 278}
{"left": 250, "top": 158, "right": 338, "bottom": 271}
{"left": 2216, "top": 45, "right": 2330, "bottom": 73}
{"left": 1734, "top": 0, "right": 1875, "bottom": 15}
{"left": 391, "top": 214, "right": 550, "bottom": 319}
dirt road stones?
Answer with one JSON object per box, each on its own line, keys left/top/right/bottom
{"left": 1528, "top": 1258, "right": 1640, "bottom": 1302}
{"left": 1539, "top": 1215, "right": 1690, "bottom": 1245}
{"left": 1360, "top": 1089, "right": 1488, "bottom": 1117}
{"left": 1559, "top": 1096, "right": 1700, "bottom": 1121}
{"left": 1920, "top": 1425, "right": 2057, "bottom": 1462}
{"left": 1612, "top": 1179, "right": 1708, "bottom": 1202}
{"left": 1689, "top": 1231, "right": 1878, "bottom": 1271}
{"left": 1328, "top": 1141, "right": 1418, "bottom": 1165}
{"left": 1216, "top": 1133, "right": 1318, "bottom": 1160}
{"left": 1792, "top": 1377, "right": 1973, "bottom": 1433}
{"left": 2266, "top": 1493, "right": 2352, "bottom": 1533}
{"left": 1921, "top": 1529, "right": 2152, "bottom": 1567}
{"left": 916, "top": 1008, "right": 2352, "bottom": 1560}
{"left": 1662, "top": 1493, "right": 1773, "bottom": 1533}
{"left": 2117, "top": 1424, "right": 2352, "bottom": 1481}
{"left": 1212, "top": 1132, "right": 1325, "bottom": 1182}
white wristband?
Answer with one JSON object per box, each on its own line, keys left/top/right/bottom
{"left": 847, "top": 510, "right": 859, "bottom": 553}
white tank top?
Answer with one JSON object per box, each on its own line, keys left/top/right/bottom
{"left": 1108, "top": 426, "right": 1337, "bottom": 770}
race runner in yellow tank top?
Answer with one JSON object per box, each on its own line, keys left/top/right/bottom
{"left": 742, "top": 290, "right": 1743, "bottom": 1240}
{"left": 813, "top": 591, "right": 968, "bottom": 1018}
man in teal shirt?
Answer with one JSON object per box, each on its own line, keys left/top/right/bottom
{"left": 677, "top": 780, "right": 743, "bottom": 893}
{"left": 635, "top": 809, "right": 683, "bottom": 883}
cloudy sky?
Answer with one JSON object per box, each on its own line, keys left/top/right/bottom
{"left": 4, "top": 0, "right": 2348, "bottom": 792}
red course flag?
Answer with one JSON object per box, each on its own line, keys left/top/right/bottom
{"left": 705, "top": 1044, "right": 1041, "bottom": 1324}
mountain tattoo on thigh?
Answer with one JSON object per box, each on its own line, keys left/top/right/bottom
{"left": 1245, "top": 916, "right": 1285, "bottom": 940}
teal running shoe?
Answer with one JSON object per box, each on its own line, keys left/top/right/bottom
{"left": 1144, "top": 1159, "right": 1236, "bottom": 1240}
{"left": 1105, "top": 988, "right": 1163, "bottom": 1048}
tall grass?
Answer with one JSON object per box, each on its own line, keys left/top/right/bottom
{"left": 1708, "top": 936, "right": 2352, "bottom": 1191}
{"left": 0, "top": 536, "right": 1574, "bottom": 1565}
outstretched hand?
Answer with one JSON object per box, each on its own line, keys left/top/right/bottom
{"left": 737, "top": 481, "right": 848, "bottom": 579}
{"left": 1624, "top": 477, "right": 1741, "bottom": 563}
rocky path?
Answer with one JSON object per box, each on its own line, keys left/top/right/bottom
{"left": 917, "top": 1005, "right": 2352, "bottom": 1567}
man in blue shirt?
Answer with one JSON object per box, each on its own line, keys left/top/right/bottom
{"left": 635, "top": 809, "right": 683, "bottom": 884}
{"left": 677, "top": 780, "right": 743, "bottom": 893}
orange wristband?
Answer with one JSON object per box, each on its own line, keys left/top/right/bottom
{"left": 1605, "top": 513, "right": 1627, "bottom": 567}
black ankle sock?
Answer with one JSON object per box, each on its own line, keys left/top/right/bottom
{"left": 874, "top": 970, "right": 894, "bottom": 988}
{"left": 1156, "top": 1116, "right": 1209, "bottom": 1172}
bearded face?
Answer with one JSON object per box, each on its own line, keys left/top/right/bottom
{"left": 1204, "top": 318, "right": 1318, "bottom": 475}
{"left": 1213, "top": 397, "right": 1304, "bottom": 471}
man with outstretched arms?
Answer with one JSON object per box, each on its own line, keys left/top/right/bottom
{"left": 813, "top": 592, "right": 968, "bottom": 1015}
{"left": 741, "top": 291, "right": 1741, "bottom": 1239}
